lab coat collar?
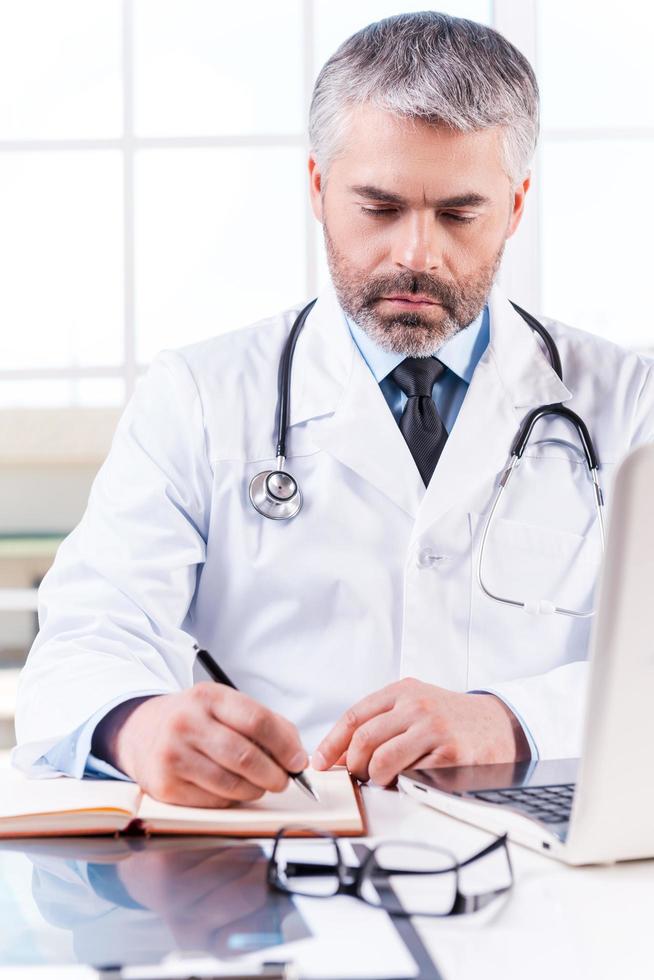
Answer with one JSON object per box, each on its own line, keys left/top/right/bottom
{"left": 288, "top": 279, "right": 424, "bottom": 518}
{"left": 287, "top": 279, "right": 353, "bottom": 429}
{"left": 287, "top": 277, "right": 573, "bottom": 523}
{"left": 487, "top": 284, "right": 572, "bottom": 410}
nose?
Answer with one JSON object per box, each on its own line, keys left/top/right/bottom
{"left": 390, "top": 210, "right": 443, "bottom": 273}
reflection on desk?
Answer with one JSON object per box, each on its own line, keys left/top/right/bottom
{"left": 2, "top": 837, "right": 306, "bottom": 970}
{"left": 0, "top": 831, "right": 420, "bottom": 979}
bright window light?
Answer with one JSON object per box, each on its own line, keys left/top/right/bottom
{"left": 0, "top": 0, "right": 651, "bottom": 408}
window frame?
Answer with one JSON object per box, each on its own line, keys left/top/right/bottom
{"left": 0, "top": 0, "right": 649, "bottom": 464}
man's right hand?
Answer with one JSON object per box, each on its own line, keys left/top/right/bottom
{"left": 91, "top": 684, "right": 308, "bottom": 808}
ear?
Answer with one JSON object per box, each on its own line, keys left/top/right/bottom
{"left": 506, "top": 172, "right": 531, "bottom": 238}
{"left": 308, "top": 153, "right": 324, "bottom": 223}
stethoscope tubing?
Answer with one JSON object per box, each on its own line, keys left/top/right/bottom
{"left": 275, "top": 298, "right": 317, "bottom": 460}
{"left": 476, "top": 454, "right": 606, "bottom": 618}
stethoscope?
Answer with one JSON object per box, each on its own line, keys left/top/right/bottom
{"left": 249, "top": 298, "right": 606, "bottom": 618}
{"left": 248, "top": 298, "right": 317, "bottom": 521}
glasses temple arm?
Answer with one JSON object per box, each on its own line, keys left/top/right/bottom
{"left": 456, "top": 833, "right": 509, "bottom": 869}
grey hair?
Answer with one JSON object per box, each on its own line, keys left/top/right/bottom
{"left": 309, "top": 11, "right": 539, "bottom": 185}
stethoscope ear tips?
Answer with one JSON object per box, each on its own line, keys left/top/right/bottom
{"left": 249, "top": 467, "right": 302, "bottom": 520}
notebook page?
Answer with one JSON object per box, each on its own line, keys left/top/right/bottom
{"left": 0, "top": 767, "right": 141, "bottom": 819}
{"left": 137, "top": 767, "right": 362, "bottom": 832}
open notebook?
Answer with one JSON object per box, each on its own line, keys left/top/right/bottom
{"left": 0, "top": 766, "right": 365, "bottom": 838}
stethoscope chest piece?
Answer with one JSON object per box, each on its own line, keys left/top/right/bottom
{"left": 249, "top": 467, "right": 303, "bottom": 520}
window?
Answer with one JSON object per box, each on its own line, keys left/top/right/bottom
{"left": 537, "top": 0, "right": 654, "bottom": 349}
{"left": 0, "top": 0, "right": 651, "bottom": 424}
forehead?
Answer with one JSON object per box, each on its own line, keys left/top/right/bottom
{"left": 329, "top": 103, "right": 508, "bottom": 198}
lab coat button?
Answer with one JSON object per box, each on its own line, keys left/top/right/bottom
{"left": 417, "top": 547, "right": 449, "bottom": 569}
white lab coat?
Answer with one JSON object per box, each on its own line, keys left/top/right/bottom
{"left": 14, "top": 281, "right": 654, "bottom": 768}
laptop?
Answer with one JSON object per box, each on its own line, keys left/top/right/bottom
{"left": 398, "top": 442, "right": 654, "bottom": 865}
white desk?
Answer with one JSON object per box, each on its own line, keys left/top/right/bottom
{"left": 0, "top": 770, "right": 648, "bottom": 979}
{"left": 361, "top": 783, "right": 650, "bottom": 980}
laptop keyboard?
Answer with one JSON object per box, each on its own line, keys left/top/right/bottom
{"left": 469, "top": 783, "right": 575, "bottom": 824}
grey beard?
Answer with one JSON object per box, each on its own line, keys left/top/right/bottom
{"left": 346, "top": 303, "right": 467, "bottom": 357}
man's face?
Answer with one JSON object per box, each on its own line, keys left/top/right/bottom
{"left": 309, "top": 104, "right": 530, "bottom": 356}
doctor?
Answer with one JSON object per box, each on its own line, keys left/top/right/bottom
{"left": 14, "top": 11, "right": 654, "bottom": 807}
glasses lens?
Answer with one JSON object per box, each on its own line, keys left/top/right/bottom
{"left": 274, "top": 835, "right": 340, "bottom": 897}
{"left": 459, "top": 840, "right": 512, "bottom": 904}
{"left": 361, "top": 842, "right": 457, "bottom": 916}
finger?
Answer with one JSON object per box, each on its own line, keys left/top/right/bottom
{"left": 312, "top": 750, "right": 346, "bottom": 767}
{"left": 412, "top": 744, "right": 460, "bottom": 768}
{"left": 367, "top": 724, "right": 444, "bottom": 787}
{"left": 193, "top": 723, "right": 289, "bottom": 794}
{"left": 187, "top": 745, "right": 273, "bottom": 802}
{"left": 146, "top": 771, "right": 233, "bottom": 809}
{"left": 345, "top": 709, "right": 408, "bottom": 782}
{"left": 145, "top": 738, "right": 268, "bottom": 807}
{"left": 313, "top": 687, "right": 399, "bottom": 770}
{"left": 206, "top": 687, "right": 308, "bottom": 774}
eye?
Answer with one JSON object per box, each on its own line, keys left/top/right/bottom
{"left": 359, "top": 207, "right": 477, "bottom": 223}
{"left": 443, "top": 213, "right": 476, "bottom": 223}
{"left": 359, "top": 207, "right": 397, "bottom": 217}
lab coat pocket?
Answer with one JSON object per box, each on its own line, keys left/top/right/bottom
{"left": 467, "top": 512, "right": 601, "bottom": 688}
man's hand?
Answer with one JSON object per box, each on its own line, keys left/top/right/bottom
{"left": 312, "top": 678, "right": 529, "bottom": 784}
{"left": 93, "top": 684, "right": 308, "bottom": 808}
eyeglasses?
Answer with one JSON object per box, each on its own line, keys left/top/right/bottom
{"left": 267, "top": 827, "right": 513, "bottom": 917}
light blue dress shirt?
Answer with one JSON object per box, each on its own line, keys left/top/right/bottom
{"left": 35, "top": 300, "right": 534, "bottom": 780}
{"left": 344, "top": 305, "right": 490, "bottom": 432}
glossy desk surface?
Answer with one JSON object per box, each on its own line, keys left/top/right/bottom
{"left": 0, "top": 782, "right": 650, "bottom": 979}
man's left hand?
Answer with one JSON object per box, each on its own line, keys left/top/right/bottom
{"left": 312, "top": 678, "right": 530, "bottom": 784}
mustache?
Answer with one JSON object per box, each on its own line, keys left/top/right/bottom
{"left": 359, "top": 274, "right": 457, "bottom": 310}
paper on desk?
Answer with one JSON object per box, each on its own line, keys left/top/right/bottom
{"left": 288, "top": 893, "right": 419, "bottom": 978}
{"left": 116, "top": 890, "right": 419, "bottom": 979}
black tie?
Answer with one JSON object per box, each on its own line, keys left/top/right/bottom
{"left": 390, "top": 357, "right": 448, "bottom": 486}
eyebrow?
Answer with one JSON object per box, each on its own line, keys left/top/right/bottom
{"left": 348, "top": 184, "right": 491, "bottom": 209}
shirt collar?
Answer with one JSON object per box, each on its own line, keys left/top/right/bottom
{"left": 344, "top": 304, "right": 490, "bottom": 385}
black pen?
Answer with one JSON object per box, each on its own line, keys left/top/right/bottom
{"left": 193, "top": 645, "right": 320, "bottom": 802}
